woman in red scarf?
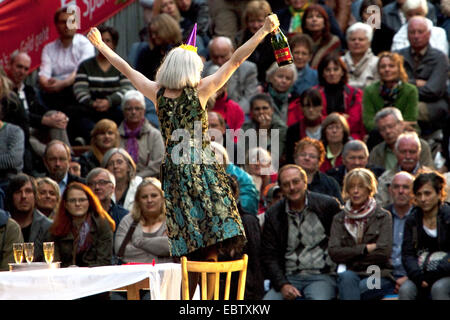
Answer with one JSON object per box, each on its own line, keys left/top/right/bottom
{"left": 328, "top": 168, "right": 394, "bottom": 300}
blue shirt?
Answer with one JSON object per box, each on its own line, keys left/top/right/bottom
{"left": 391, "top": 206, "right": 413, "bottom": 277}
{"left": 293, "top": 64, "right": 318, "bottom": 96}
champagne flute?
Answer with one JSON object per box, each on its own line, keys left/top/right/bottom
{"left": 24, "top": 242, "right": 34, "bottom": 264}
{"left": 13, "top": 243, "right": 24, "bottom": 264}
{"left": 43, "top": 242, "right": 54, "bottom": 264}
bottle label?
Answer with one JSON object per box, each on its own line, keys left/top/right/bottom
{"left": 274, "top": 47, "right": 292, "bottom": 63}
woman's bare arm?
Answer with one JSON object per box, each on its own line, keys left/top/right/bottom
{"left": 197, "top": 14, "right": 279, "bottom": 106}
{"left": 87, "top": 28, "right": 159, "bottom": 108}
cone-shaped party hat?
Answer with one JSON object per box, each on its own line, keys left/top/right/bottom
{"left": 180, "top": 23, "right": 197, "bottom": 53}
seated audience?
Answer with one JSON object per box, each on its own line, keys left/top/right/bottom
{"left": 35, "top": 177, "right": 61, "bottom": 219}
{"left": 264, "top": 62, "right": 300, "bottom": 127}
{"left": 73, "top": 25, "right": 133, "bottom": 144}
{"left": 362, "top": 51, "right": 418, "bottom": 134}
{"left": 119, "top": 90, "right": 164, "bottom": 178}
{"left": 319, "top": 112, "right": 350, "bottom": 173}
{"left": 5, "top": 174, "right": 52, "bottom": 262}
{"left": 290, "top": 34, "right": 319, "bottom": 96}
{"left": 400, "top": 171, "right": 450, "bottom": 300}
{"left": 102, "top": 148, "right": 143, "bottom": 211}
{"left": 396, "top": 15, "right": 449, "bottom": 134}
{"left": 342, "top": 22, "right": 379, "bottom": 90}
{"left": 382, "top": 0, "right": 437, "bottom": 33}
{"left": 79, "top": 119, "right": 120, "bottom": 178}
{"left": 329, "top": 168, "right": 394, "bottom": 300}
{"left": 48, "top": 182, "right": 115, "bottom": 268}
{"left": 368, "top": 108, "right": 434, "bottom": 171}
{"left": 316, "top": 54, "right": 366, "bottom": 140}
{"left": 376, "top": 131, "right": 433, "bottom": 207}
{"left": 262, "top": 164, "right": 342, "bottom": 300}
{"left": 326, "top": 139, "right": 385, "bottom": 187}
{"left": 0, "top": 208, "right": 23, "bottom": 271}
{"left": 293, "top": 137, "right": 343, "bottom": 203}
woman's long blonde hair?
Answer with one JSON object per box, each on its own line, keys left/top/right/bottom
{"left": 130, "top": 177, "right": 166, "bottom": 222}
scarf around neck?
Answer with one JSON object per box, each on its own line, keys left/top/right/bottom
{"left": 343, "top": 197, "right": 377, "bottom": 244}
{"left": 379, "top": 80, "right": 402, "bottom": 107}
{"left": 124, "top": 119, "right": 145, "bottom": 163}
{"left": 72, "top": 213, "right": 93, "bottom": 256}
{"left": 289, "top": 3, "right": 310, "bottom": 33}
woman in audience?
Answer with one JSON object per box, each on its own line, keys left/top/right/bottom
{"left": 36, "top": 177, "right": 60, "bottom": 219}
{"left": 118, "top": 90, "right": 165, "bottom": 178}
{"left": 293, "top": 137, "right": 343, "bottom": 203}
{"left": 264, "top": 62, "right": 300, "bottom": 126}
{"left": 48, "top": 182, "right": 115, "bottom": 268}
{"left": 342, "top": 22, "right": 379, "bottom": 90}
{"left": 102, "top": 147, "right": 143, "bottom": 211}
{"left": 290, "top": 33, "right": 319, "bottom": 96}
{"left": 400, "top": 171, "right": 450, "bottom": 300}
{"left": 329, "top": 168, "right": 394, "bottom": 300}
{"left": 284, "top": 88, "right": 324, "bottom": 165}
{"left": 320, "top": 112, "right": 351, "bottom": 173}
{"left": 235, "top": 0, "right": 275, "bottom": 84}
{"left": 362, "top": 51, "right": 418, "bottom": 133}
{"left": 79, "top": 119, "right": 120, "bottom": 177}
{"left": 114, "top": 177, "right": 172, "bottom": 264}
{"left": 316, "top": 53, "right": 365, "bottom": 140}
{"left": 301, "top": 4, "right": 341, "bottom": 69}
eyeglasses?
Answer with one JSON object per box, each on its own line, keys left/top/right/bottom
{"left": 66, "top": 198, "right": 89, "bottom": 204}
{"left": 297, "top": 152, "right": 319, "bottom": 160}
{"left": 124, "top": 106, "right": 145, "bottom": 112}
{"left": 88, "top": 180, "right": 112, "bottom": 188}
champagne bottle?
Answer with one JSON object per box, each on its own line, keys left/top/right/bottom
{"left": 271, "top": 27, "right": 293, "bottom": 67}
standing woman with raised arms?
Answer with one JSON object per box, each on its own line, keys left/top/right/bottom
{"left": 87, "top": 15, "right": 280, "bottom": 296}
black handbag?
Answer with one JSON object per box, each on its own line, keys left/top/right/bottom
{"left": 418, "top": 251, "right": 450, "bottom": 275}
{"left": 113, "top": 221, "right": 138, "bottom": 265}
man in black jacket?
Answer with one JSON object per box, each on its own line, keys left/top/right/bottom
{"left": 261, "top": 164, "right": 342, "bottom": 300}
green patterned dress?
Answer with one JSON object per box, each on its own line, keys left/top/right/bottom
{"left": 157, "top": 87, "right": 246, "bottom": 257}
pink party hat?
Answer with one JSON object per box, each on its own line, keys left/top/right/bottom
{"left": 180, "top": 23, "right": 197, "bottom": 53}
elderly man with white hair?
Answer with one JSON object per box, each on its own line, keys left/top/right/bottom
{"left": 342, "top": 22, "right": 379, "bottom": 90}
{"left": 118, "top": 90, "right": 165, "bottom": 178}
{"left": 391, "top": 0, "right": 448, "bottom": 56}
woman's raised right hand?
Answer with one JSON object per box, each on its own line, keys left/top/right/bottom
{"left": 87, "top": 27, "right": 103, "bottom": 48}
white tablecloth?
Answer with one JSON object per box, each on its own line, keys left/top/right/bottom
{"left": 0, "top": 263, "right": 181, "bottom": 300}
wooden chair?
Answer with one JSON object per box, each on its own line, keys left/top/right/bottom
{"left": 181, "top": 254, "right": 248, "bottom": 300}
{"left": 111, "top": 278, "right": 150, "bottom": 300}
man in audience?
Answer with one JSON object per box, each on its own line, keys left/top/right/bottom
{"left": 8, "top": 51, "right": 71, "bottom": 157}
{"left": 382, "top": 0, "right": 437, "bottom": 33}
{"left": 0, "top": 207, "right": 23, "bottom": 271}
{"left": 5, "top": 174, "right": 52, "bottom": 262}
{"left": 368, "top": 107, "right": 434, "bottom": 171}
{"left": 43, "top": 140, "right": 85, "bottom": 195}
{"left": 38, "top": 6, "right": 95, "bottom": 112}
{"left": 207, "top": 111, "right": 238, "bottom": 164}
{"left": 203, "top": 36, "right": 259, "bottom": 114}
{"left": 385, "top": 171, "right": 415, "bottom": 295}
{"left": 397, "top": 16, "right": 449, "bottom": 134}
{"left": 86, "top": 167, "right": 128, "bottom": 228}
{"left": 326, "top": 139, "right": 385, "bottom": 187}
{"left": 262, "top": 164, "right": 342, "bottom": 300}
{"left": 376, "top": 131, "right": 432, "bottom": 207}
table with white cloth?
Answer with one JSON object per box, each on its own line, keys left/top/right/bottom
{"left": 0, "top": 263, "right": 181, "bottom": 300}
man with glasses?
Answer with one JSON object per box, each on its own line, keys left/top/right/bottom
{"left": 43, "top": 140, "right": 85, "bottom": 195}
{"left": 368, "top": 107, "right": 433, "bottom": 171}
{"left": 86, "top": 167, "right": 128, "bottom": 228}
{"left": 293, "top": 137, "right": 343, "bottom": 203}
{"left": 262, "top": 164, "right": 342, "bottom": 300}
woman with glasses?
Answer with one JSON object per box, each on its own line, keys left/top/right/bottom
{"left": 118, "top": 90, "right": 165, "bottom": 178}
{"left": 48, "top": 182, "right": 115, "bottom": 268}
{"left": 293, "top": 137, "right": 343, "bottom": 203}
{"left": 102, "top": 148, "right": 143, "bottom": 211}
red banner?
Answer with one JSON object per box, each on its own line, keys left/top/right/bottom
{"left": 0, "top": 0, "right": 134, "bottom": 72}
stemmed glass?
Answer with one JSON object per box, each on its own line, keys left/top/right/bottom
{"left": 43, "top": 242, "right": 55, "bottom": 264}
{"left": 23, "top": 242, "right": 34, "bottom": 264}
{"left": 12, "top": 243, "right": 24, "bottom": 264}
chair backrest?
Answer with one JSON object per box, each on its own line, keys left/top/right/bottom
{"left": 181, "top": 254, "right": 248, "bottom": 300}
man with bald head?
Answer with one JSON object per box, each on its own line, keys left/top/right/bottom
{"left": 203, "top": 36, "right": 259, "bottom": 114}
{"left": 396, "top": 15, "right": 449, "bottom": 134}
{"left": 376, "top": 131, "right": 432, "bottom": 207}
{"left": 386, "top": 171, "right": 415, "bottom": 294}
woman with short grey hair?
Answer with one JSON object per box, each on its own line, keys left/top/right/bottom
{"left": 342, "top": 22, "right": 379, "bottom": 90}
